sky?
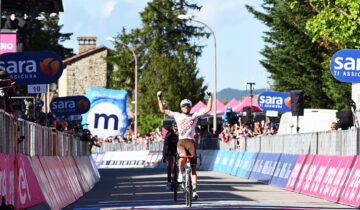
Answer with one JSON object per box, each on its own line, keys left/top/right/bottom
{"left": 59, "top": 0, "right": 270, "bottom": 92}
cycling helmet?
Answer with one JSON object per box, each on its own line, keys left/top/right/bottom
{"left": 180, "top": 99, "right": 192, "bottom": 108}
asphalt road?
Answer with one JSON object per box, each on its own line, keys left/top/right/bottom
{"left": 64, "top": 168, "right": 354, "bottom": 210}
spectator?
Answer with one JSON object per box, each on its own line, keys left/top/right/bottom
{"left": 329, "top": 122, "right": 338, "bottom": 132}
{"left": 253, "top": 122, "right": 263, "bottom": 136}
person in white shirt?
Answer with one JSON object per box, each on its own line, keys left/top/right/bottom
{"left": 157, "top": 90, "right": 212, "bottom": 200}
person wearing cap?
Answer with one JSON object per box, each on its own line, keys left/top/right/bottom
{"left": 157, "top": 90, "right": 212, "bottom": 200}
{"left": 163, "top": 121, "right": 179, "bottom": 190}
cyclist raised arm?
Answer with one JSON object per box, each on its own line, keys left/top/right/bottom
{"left": 157, "top": 90, "right": 212, "bottom": 200}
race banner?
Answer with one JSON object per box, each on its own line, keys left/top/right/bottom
{"left": 330, "top": 49, "right": 360, "bottom": 83}
{"left": 258, "top": 92, "right": 291, "bottom": 112}
{"left": 0, "top": 51, "right": 63, "bottom": 85}
{"left": 50, "top": 96, "right": 90, "bottom": 116}
{"left": 82, "top": 88, "right": 128, "bottom": 139}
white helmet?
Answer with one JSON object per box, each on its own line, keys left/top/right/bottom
{"left": 180, "top": 99, "right": 192, "bottom": 107}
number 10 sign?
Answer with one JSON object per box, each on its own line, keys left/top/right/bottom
{"left": 28, "top": 84, "right": 47, "bottom": 94}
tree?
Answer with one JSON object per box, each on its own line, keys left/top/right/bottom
{"left": 300, "top": 0, "right": 360, "bottom": 49}
{"left": 24, "top": 13, "right": 74, "bottom": 59}
{"left": 108, "top": 0, "right": 208, "bottom": 134}
{"left": 246, "top": 0, "right": 351, "bottom": 110}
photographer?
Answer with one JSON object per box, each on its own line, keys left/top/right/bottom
{"left": 223, "top": 107, "right": 238, "bottom": 127}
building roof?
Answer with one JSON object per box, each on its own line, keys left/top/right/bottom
{"left": 2, "top": 0, "right": 64, "bottom": 13}
{"left": 63, "top": 45, "right": 109, "bottom": 66}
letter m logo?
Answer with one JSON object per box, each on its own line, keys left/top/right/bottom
{"left": 94, "top": 113, "right": 119, "bottom": 130}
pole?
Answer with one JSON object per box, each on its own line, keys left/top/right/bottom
{"left": 247, "top": 82, "right": 255, "bottom": 124}
{"left": 191, "top": 19, "right": 217, "bottom": 134}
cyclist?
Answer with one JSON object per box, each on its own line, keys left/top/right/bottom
{"left": 157, "top": 90, "right": 212, "bottom": 200}
{"left": 163, "top": 121, "right": 179, "bottom": 190}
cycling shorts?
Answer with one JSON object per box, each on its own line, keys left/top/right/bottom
{"left": 177, "top": 139, "right": 197, "bottom": 165}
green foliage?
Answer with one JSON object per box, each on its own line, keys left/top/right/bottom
{"left": 107, "top": 0, "right": 208, "bottom": 131}
{"left": 138, "top": 113, "right": 163, "bottom": 135}
{"left": 247, "top": 0, "right": 351, "bottom": 110}
{"left": 24, "top": 13, "right": 74, "bottom": 59}
{"left": 304, "top": 0, "right": 360, "bottom": 48}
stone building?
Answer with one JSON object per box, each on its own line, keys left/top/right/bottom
{"left": 57, "top": 36, "right": 112, "bottom": 96}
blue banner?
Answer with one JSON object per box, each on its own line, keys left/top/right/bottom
{"left": 236, "top": 152, "right": 257, "bottom": 178}
{"left": 252, "top": 153, "right": 281, "bottom": 184}
{"left": 225, "top": 151, "right": 238, "bottom": 174}
{"left": 0, "top": 51, "right": 63, "bottom": 85}
{"left": 330, "top": 49, "right": 360, "bottom": 83}
{"left": 231, "top": 152, "right": 244, "bottom": 175}
{"left": 50, "top": 96, "right": 90, "bottom": 116}
{"left": 219, "top": 151, "right": 232, "bottom": 173}
{"left": 270, "top": 154, "right": 299, "bottom": 188}
{"left": 258, "top": 92, "right": 291, "bottom": 112}
{"left": 82, "top": 88, "right": 128, "bottom": 139}
{"left": 213, "top": 150, "right": 225, "bottom": 172}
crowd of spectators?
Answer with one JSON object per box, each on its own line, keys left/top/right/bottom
{"left": 219, "top": 115, "right": 278, "bottom": 143}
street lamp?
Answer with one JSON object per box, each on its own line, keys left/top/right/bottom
{"left": 177, "top": 14, "right": 218, "bottom": 134}
{"left": 106, "top": 37, "right": 138, "bottom": 139}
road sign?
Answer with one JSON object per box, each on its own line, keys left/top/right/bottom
{"left": 27, "top": 84, "right": 47, "bottom": 94}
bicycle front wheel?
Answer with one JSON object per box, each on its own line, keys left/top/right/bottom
{"left": 185, "top": 168, "right": 192, "bottom": 207}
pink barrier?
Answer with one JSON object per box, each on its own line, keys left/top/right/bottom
{"left": 285, "top": 154, "right": 314, "bottom": 191}
{"left": 339, "top": 156, "right": 360, "bottom": 206}
{"left": 70, "top": 157, "right": 91, "bottom": 193}
{"left": 321, "top": 156, "right": 354, "bottom": 202}
{"left": 74, "top": 157, "right": 96, "bottom": 189}
{"left": 61, "top": 157, "right": 83, "bottom": 199}
{"left": 0, "top": 154, "right": 14, "bottom": 206}
{"left": 0, "top": 153, "right": 99, "bottom": 209}
{"left": 15, "top": 155, "right": 46, "bottom": 209}
{"left": 300, "top": 155, "right": 331, "bottom": 195}
{"left": 31, "top": 156, "right": 59, "bottom": 210}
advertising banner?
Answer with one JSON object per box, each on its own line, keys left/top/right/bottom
{"left": 258, "top": 92, "right": 291, "bottom": 112}
{"left": 270, "top": 154, "right": 299, "bottom": 188}
{"left": 300, "top": 155, "right": 331, "bottom": 195}
{"left": 50, "top": 96, "right": 90, "bottom": 116}
{"left": 293, "top": 154, "right": 316, "bottom": 192}
{"left": 82, "top": 88, "right": 129, "bottom": 139}
{"left": 219, "top": 151, "right": 232, "bottom": 173}
{"left": 320, "top": 156, "right": 354, "bottom": 202}
{"left": 100, "top": 151, "right": 149, "bottom": 168}
{"left": 0, "top": 34, "right": 17, "bottom": 55}
{"left": 285, "top": 154, "right": 313, "bottom": 191}
{"left": 92, "top": 152, "right": 106, "bottom": 168}
{"left": 256, "top": 153, "right": 281, "bottom": 184}
{"left": 213, "top": 150, "right": 225, "bottom": 172}
{"left": 225, "top": 151, "right": 238, "bottom": 174}
{"left": 0, "top": 51, "right": 63, "bottom": 85}
{"left": 236, "top": 152, "right": 257, "bottom": 178}
{"left": 339, "top": 156, "right": 360, "bottom": 206}
{"left": 0, "top": 154, "right": 14, "bottom": 206}
{"left": 231, "top": 152, "right": 244, "bottom": 176}
{"left": 16, "top": 155, "right": 46, "bottom": 209}
{"left": 330, "top": 49, "right": 360, "bottom": 83}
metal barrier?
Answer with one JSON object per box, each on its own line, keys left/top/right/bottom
{"left": 0, "top": 109, "right": 89, "bottom": 156}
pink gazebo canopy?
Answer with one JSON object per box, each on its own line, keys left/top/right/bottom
{"left": 233, "top": 96, "right": 262, "bottom": 112}
{"left": 190, "top": 101, "right": 206, "bottom": 114}
{"left": 209, "top": 99, "right": 225, "bottom": 115}
{"left": 218, "top": 98, "right": 240, "bottom": 114}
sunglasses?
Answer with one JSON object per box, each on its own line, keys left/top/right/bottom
{"left": 181, "top": 103, "right": 191, "bottom": 108}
